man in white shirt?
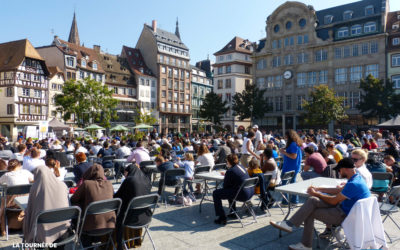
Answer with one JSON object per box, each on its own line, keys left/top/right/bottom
{"left": 253, "top": 125, "right": 263, "bottom": 150}
{"left": 23, "top": 148, "right": 45, "bottom": 172}
{"left": 12, "top": 144, "right": 27, "bottom": 162}
{"left": 115, "top": 141, "right": 132, "bottom": 159}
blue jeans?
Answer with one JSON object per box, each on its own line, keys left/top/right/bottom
{"left": 281, "top": 171, "right": 299, "bottom": 204}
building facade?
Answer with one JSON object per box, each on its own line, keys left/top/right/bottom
{"left": 48, "top": 66, "right": 65, "bottom": 119}
{"left": 136, "top": 20, "right": 192, "bottom": 134}
{"left": 213, "top": 37, "right": 253, "bottom": 132}
{"left": 387, "top": 11, "right": 400, "bottom": 90}
{"left": 190, "top": 65, "right": 213, "bottom": 131}
{"left": 0, "top": 39, "right": 50, "bottom": 140}
{"left": 253, "top": 0, "right": 388, "bottom": 131}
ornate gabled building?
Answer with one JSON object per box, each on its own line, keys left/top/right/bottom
{"left": 48, "top": 66, "right": 65, "bottom": 120}
{"left": 387, "top": 11, "right": 400, "bottom": 90}
{"left": 136, "top": 20, "right": 191, "bottom": 134}
{"left": 0, "top": 39, "right": 50, "bottom": 140}
{"left": 253, "top": 0, "right": 389, "bottom": 131}
{"left": 213, "top": 36, "right": 253, "bottom": 132}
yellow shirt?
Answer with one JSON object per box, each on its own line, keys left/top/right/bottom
{"left": 333, "top": 149, "right": 343, "bottom": 163}
{"left": 248, "top": 168, "right": 263, "bottom": 194}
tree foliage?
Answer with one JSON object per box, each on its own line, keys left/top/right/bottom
{"left": 232, "top": 82, "right": 270, "bottom": 120}
{"left": 357, "top": 75, "right": 400, "bottom": 121}
{"left": 134, "top": 108, "right": 157, "bottom": 125}
{"left": 55, "top": 78, "right": 119, "bottom": 128}
{"left": 199, "top": 91, "right": 229, "bottom": 125}
{"left": 302, "top": 84, "right": 348, "bottom": 126}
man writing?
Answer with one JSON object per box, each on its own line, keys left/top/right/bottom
{"left": 270, "top": 158, "right": 370, "bottom": 250}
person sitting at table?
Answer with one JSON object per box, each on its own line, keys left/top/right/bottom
{"left": 326, "top": 141, "right": 343, "bottom": 164}
{"left": 45, "top": 158, "right": 67, "bottom": 181}
{"left": 319, "top": 149, "right": 336, "bottom": 165}
{"left": 361, "top": 137, "right": 372, "bottom": 151}
{"left": 384, "top": 155, "right": 400, "bottom": 186}
{"left": 369, "top": 138, "right": 378, "bottom": 150}
{"left": 97, "top": 141, "right": 115, "bottom": 171}
{"left": 70, "top": 164, "right": 116, "bottom": 247}
{"left": 114, "top": 163, "right": 151, "bottom": 249}
{"left": 351, "top": 149, "right": 373, "bottom": 189}
{"left": 73, "top": 152, "right": 92, "bottom": 185}
{"left": 212, "top": 154, "right": 253, "bottom": 225}
{"left": 270, "top": 158, "right": 371, "bottom": 250}
{"left": 23, "top": 165, "right": 71, "bottom": 244}
{"left": 260, "top": 148, "right": 281, "bottom": 208}
{"left": 155, "top": 155, "right": 180, "bottom": 196}
{"left": 22, "top": 148, "right": 45, "bottom": 172}
{"left": 301, "top": 146, "right": 327, "bottom": 180}
{"left": 384, "top": 139, "right": 400, "bottom": 162}
{"left": 127, "top": 141, "right": 150, "bottom": 166}
{"left": 196, "top": 143, "right": 215, "bottom": 169}
{"left": 74, "top": 142, "right": 88, "bottom": 155}
{"left": 0, "top": 160, "right": 34, "bottom": 236}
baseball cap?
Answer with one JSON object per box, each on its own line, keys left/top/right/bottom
{"left": 333, "top": 158, "right": 355, "bottom": 171}
{"left": 253, "top": 125, "right": 258, "bottom": 129}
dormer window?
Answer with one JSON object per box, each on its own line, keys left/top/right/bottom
{"left": 351, "top": 24, "right": 362, "bottom": 35}
{"left": 324, "top": 15, "right": 333, "bottom": 25}
{"left": 92, "top": 62, "right": 98, "bottom": 70}
{"left": 393, "top": 24, "right": 400, "bottom": 30}
{"left": 338, "top": 27, "right": 349, "bottom": 38}
{"left": 343, "top": 10, "right": 353, "bottom": 20}
{"left": 81, "top": 59, "right": 86, "bottom": 68}
{"left": 364, "top": 22, "right": 377, "bottom": 33}
{"left": 365, "top": 5, "right": 374, "bottom": 16}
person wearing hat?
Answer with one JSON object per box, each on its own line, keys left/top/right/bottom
{"left": 252, "top": 125, "right": 263, "bottom": 150}
{"left": 270, "top": 158, "right": 370, "bottom": 250}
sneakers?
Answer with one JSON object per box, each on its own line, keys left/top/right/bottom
{"left": 270, "top": 220, "right": 293, "bottom": 233}
{"left": 288, "top": 242, "right": 312, "bottom": 250}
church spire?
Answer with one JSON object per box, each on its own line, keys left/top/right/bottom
{"left": 175, "top": 17, "right": 181, "bottom": 39}
{"left": 68, "top": 12, "right": 80, "bottom": 45}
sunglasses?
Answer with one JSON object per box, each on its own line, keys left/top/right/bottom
{"left": 351, "top": 158, "right": 361, "bottom": 162}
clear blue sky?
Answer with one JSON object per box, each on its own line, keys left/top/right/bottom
{"left": 1, "top": 0, "right": 399, "bottom": 64}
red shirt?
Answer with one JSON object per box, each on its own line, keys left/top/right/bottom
{"left": 305, "top": 152, "right": 327, "bottom": 174}
{"left": 370, "top": 142, "right": 378, "bottom": 150}
{"left": 362, "top": 143, "right": 371, "bottom": 150}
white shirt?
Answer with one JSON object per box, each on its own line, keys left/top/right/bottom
{"left": 90, "top": 145, "right": 102, "bottom": 155}
{"left": 265, "top": 158, "right": 281, "bottom": 185}
{"left": 75, "top": 146, "right": 88, "bottom": 155}
{"left": 116, "top": 146, "right": 132, "bottom": 159}
{"left": 255, "top": 130, "right": 262, "bottom": 146}
{"left": 12, "top": 152, "right": 24, "bottom": 162}
{"left": 196, "top": 153, "right": 215, "bottom": 168}
{"left": 51, "top": 167, "right": 67, "bottom": 181}
{"left": 241, "top": 137, "right": 254, "bottom": 155}
{"left": 356, "top": 164, "right": 373, "bottom": 189}
{"left": 335, "top": 143, "right": 348, "bottom": 157}
{"left": 0, "top": 169, "right": 33, "bottom": 186}
{"left": 23, "top": 157, "right": 45, "bottom": 172}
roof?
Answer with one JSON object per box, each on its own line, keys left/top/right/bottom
{"left": 121, "top": 46, "right": 155, "bottom": 77}
{"left": 316, "top": 0, "right": 384, "bottom": 27}
{"left": 0, "top": 39, "right": 46, "bottom": 72}
{"left": 48, "top": 66, "right": 64, "bottom": 79}
{"left": 214, "top": 36, "right": 253, "bottom": 56}
{"left": 144, "top": 24, "right": 188, "bottom": 50}
{"left": 54, "top": 38, "right": 105, "bottom": 73}
{"left": 256, "top": 38, "right": 266, "bottom": 52}
{"left": 49, "top": 118, "right": 68, "bottom": 129}
{"left": 387, "top": 11, "right": 400, "bottom": 34}
{"left": 95, "top": 51, "right": 135, "bottom": 86}
{"left": 377, "top": 115, "right": 400, "bottom": 127}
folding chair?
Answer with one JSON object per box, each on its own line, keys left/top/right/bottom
{"left": 139, "top": 160, "right": 157, "bottom": 185}
{"left": 380, "top": 185, "right": 400, "bottom": 243}
{"left": 160, "top": 168, "right": 185, "bottom": 207}
{"left": 188, "top": 165, "right": 210, "bottom": 190}
{"left": 31, "top": 206, "right": 81, "bottom": 249}
{"left": 257, "top": 173, "right": 273, "bottom": 217}
{"left": 212, "top": 163, "right": 227, "bottom": 171}
{"left": 121, "top": 194, "right": 159, "bottom": 250}
{"left": 275, "top": 170, "right": 295, "bottom": 214}
{"left": 371, "top": 172, "right": 393, "bottom": 200}
{"left": 102, "top": 155, "right": 116, "bottom": 179}
{"left": 4, "top": 184, "right": 32, "bottom": 240}
{"left": 228, "top": 177, "right": 259, "bottom": 227}
{"left": 78, "top": 198, "right": 122, "bottom": 250}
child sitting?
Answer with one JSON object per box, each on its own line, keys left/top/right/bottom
{"left": 248, "top": 157, "right": 263, "bottom": 194}
{"left": 177, "top": 153, "right": 196, "bottom": 201}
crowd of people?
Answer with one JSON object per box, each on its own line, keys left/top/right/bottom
{"left": 0, "top": 126, "right": 398, "bottom": 249}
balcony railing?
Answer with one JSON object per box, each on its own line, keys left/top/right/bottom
{"left": 18, "top": 97, "right": 47, "bottom": 105}
{"left": 18, "top": 114, "right": 47, "bottom": 121}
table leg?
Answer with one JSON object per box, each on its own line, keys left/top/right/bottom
{"left": 199, "top": 180, "right": 208, "bottom": 213}
{"left": 279, "top": 192, "right": 291, "bottom": 238}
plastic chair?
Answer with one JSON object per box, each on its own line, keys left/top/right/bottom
{"left": 4, "top": 184, "right": 32, "bottom": 240}
{"left": 161, "top": 168, "right": 185, "bottom": 207}
{"left": 31, "top": 206, "right": 81, "bottom": 249}
{"left": 78, "top": 198, "right": 122, "bottom": 250}
{"left": 228, "top": 177, "right": 259, "bottom": 227}
{"left": 380, "top": 185, "right": 400, "bottom": 243}
{"left": 121, "top": 194, "right": 159, "bottom": 250}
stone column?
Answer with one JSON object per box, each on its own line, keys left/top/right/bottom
{"left": 282, "top": 114, "right": 286, "bottom": 135}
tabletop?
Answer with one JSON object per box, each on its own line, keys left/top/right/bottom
{"left": 275, "top": 177, "right": 346, "bottom": 197}
{"left": 195, "top": 171, "right": 225, "bottom": 181}
{"left": 113, "top": 159, "right": 127, "bottom": 162}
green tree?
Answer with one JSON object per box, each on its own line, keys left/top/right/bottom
{"left": 199, "top": 91, "right": 229, "bottom": 125}
{"left": 232, "top": 82, "right": 270, "bottom": 120}
{"left": 303, "top": 84, "right": 348, "bottom": 126}
{"left": 134, "top": 108, "right": 157, "bottom": 125}
{"left": 358, "top": 75, "right": 400, "bottom": 121}
{"left": 55, "top": 78, "right": 118, "bottom": 128}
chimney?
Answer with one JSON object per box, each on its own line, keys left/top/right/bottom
{"left": 93, "top": 45, "right": 101, "bottom": 52}
{"left": 152, "top": 20, "right": 157, "bottom": 32}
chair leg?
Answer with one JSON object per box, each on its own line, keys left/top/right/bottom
{"left": 5, "top": 212, "right": 8, "bottom": 241}
{"left": 146, "top": 227, "right": 157, "bottom": 250}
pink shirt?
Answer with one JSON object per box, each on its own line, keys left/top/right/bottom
{"left": 305, "top": 152, "right": 327, "bottom": 174}
{"left": 127, "top": 147, "right": 150, "bottom": 165}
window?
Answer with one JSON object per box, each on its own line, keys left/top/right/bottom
{"left": 307, "top": 72, "right": 317, "bottom": 85}
{"left": 393, "top": 38, "right": 400, "bottom": 46}
{"left": 225, "top": 93, "right": 231, "bottom": 103}
{"left": 22, "top": 88, "right": 30, "bottom": 97}
{"left": 168, "top": 91, "right": 172, "bottom": 101}
{"left": 256, "top": 78, "right": 265, "bottom": 88}
{"left": 162, "top": 78, "right": 166, "bottom": 86}
{"left": 275, "top": 76, "right": 283, "bottom": 88}
{"left": 299, "top": 19, "right": 306, "bottom": 28}
{"left": 303, "top": 35, "right": 309, "bottom": 44}
{"left": 297, "top": 35, "right": 303, "bottom": 45}
{"left": 186, "top": 82, "right": 190, "bottom": 90}
{"left": 7, "top": 104, "right": 14, "bottom": 115}
{"left": 297, "top": 53, "right": 309, "bottom": 64}
{"left": 218, "top": 56, "right": 224, "bottom": 62}
{"left": 370, "top": 42, "right": 378, "bottom": 53}
{"left": 335, "top": 47, "right": 342, "bottom": 59}
{"left": 217, "top": 80, "right": 223, "bottom": 89}
{"left": 226, "top": 66, "right": 231, "bottom": 73}
{"left": 338, "top": 27, "right": 349, "bottom": 38}
{"left": 161, "top": 67, "right": 166, "bottom": 74}
{"left": 81, "top": 59, "right": 86, "bottom": 67}
{"left": 351, "top": 24, "right": 362, "bottom": 35}
{"left": 284, "top": 54, "right": 293, "bottom": 65}
{"left": 180, "top": 93, "right": 184, "bottom": 101}
{"left": 297, "top": 73, "right": 306, "bottom": 86}
{"left": 297, "top": 95, "right": 305, "bottom": 110}
{"left": 226, "top": 55, "right": 232, "bottom": 60}
{"left": 315, "top": 50, "right": 328, "bottom": 62}
{"left": 286, "top": 21, "right": 292, "bottom": 30}
{"left": 335, "top": 68, "right": 347, "bottom": 83}
{"left": 352, "top": 44, "right": 359, "bottom": 56}
{"left": 174, "top": 81, "right": 178, "bottom": 90}
{"left": 180, "top": 81, "right": 184, "bottom": 91}
{"left": 365, "top": 64, "right": 379, "bottom": 78}
{"left": 392, "top": 75, "right": 400, "bottom": 89}
{"left": 92, "top": 63, "right": 98, "bottom": 70}
{"left": 185, "top": 94, "right": 189, "bottom": 101}
{"left": 350, "top": 66, "right": 363, "bottom": 82}
{"left": 256, "top": 59, "right": 267, "bottom": 70}
{"left": 343, "top": 46, "right": 350, "bottom": 58}
{"left": 336, "top": 92, "right": 348, "bottom": 107}
{"left": 34, "top": 90, "right": 42, "bottom": 98}
{"left": 365, "top": 5, "right": 374, "bottom": 16}
{"left": 266, "top": 76, "right": 274, "bottom": 88}
{"left": 362, "top": 43, "right": 369, "bottom": 55}
{"left": 350, "top": 91, "right": 360, "bottom": 109}
{"left": 324, "top": 15, "right": 333, "bottom": 24}
{"left": 272, "top": 40, "right": 278, "bottom": 49}
{"left": 174, "top": 69, "right": 178, "bottom": 78}
{"left": 274, "top": 24, "right": 280, "bottom": 33}
{"left": 393, "top": 54, "right": 400, "bottom": 66}
{"left": 343, "top": 10, "right": 353, "bottom": 20}
{"left": 218, "top": 67, "right": 223, "bottom": 74}
{"left": 168, "top": 68, "right": 172, "bottom": 77}
{"left": 272, "top": 56, "right": 281, "bottom": 67}
{"left": 319, "top": 70, "right": 328, "bottom": 83}
{"left": 286, "top": 95, "right": 292, "bottom": 110}
{"left": 364, "top": 22, "right": 376, "bottom": 33}
{"left": 225, "top": 79, "right": 232, "bottom": 88}
{"left": 284, "top": 37, "right": 289, "bottom": 47}
{"left": 275, "top": 97, "right": 283, "bottom": 111}
{"left": 6, "top": 87, "right": 13, "bottom": 97}
{"left": 168, "top": 79, "right": 173, "bottom": 89}
{"left": 22, "top": 104, "right": 29, "bottom": 114}
{"left": 174, "top": 92, "right": 178, "bottom": 102}
{"left": 66, "top": 57, "right": 74, "bottom": 67}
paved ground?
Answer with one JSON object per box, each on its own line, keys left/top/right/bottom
{"left": 1, "top": 182, "right": 400, "bottom": 249}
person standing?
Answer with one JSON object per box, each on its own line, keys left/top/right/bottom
{"left": 253, "top": 125, "right": 263, "bottom": 150}
{"left": 240, "top": 131, "right": 260, "bottom": 168}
